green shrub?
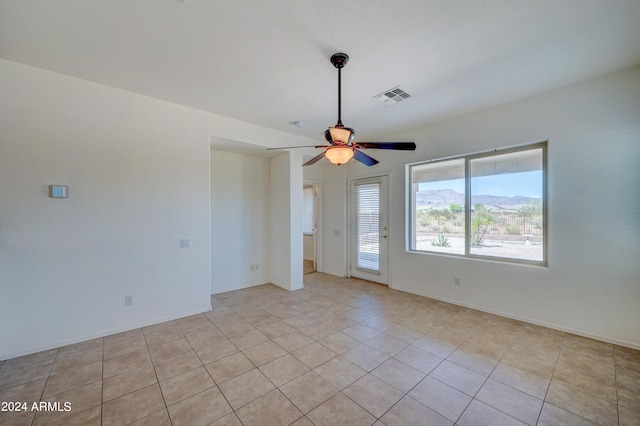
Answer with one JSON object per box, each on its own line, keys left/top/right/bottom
{"left": 505, "top": 224, "right": 521, "bottom": 235}
{"left": 431, "top": 235, "right": 450, "bottom": 247}
{"left": 471, "top": 212, "right": 494, "bottom": 246}
{"left": 417, "top": 210, "right": 430, "bottom": 228}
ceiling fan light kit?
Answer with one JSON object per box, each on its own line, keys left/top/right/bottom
{"left": 268, "top": 52, "right": 416, "bottom": 166}
{"left": 325, "top": 145, "right": 354, "bottom": 165}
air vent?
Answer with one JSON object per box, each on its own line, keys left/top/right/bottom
{"left": 374, "top": 86, "right": 411, "bottom": 106}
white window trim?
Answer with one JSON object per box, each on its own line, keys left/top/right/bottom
{"left": 406, "top": 141, "right": 548, "bottom": 267}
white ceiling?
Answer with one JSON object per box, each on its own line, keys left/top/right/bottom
{"left": 2, "top": 0, "right": 640, "bottom": 147}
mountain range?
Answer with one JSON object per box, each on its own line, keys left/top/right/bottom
{"left": 416, "top": 189, "right": 539, "bottom": 210}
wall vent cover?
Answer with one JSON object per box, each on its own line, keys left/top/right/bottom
{"left": 374, "top": 86, "right": 411, "bottom": 105}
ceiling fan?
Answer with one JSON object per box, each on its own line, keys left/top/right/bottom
{"left": 268, "top": 52, "right": 416, "bottom": 166}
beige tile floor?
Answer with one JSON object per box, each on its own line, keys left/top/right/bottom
{"left": 303, "top": 259, "right": 315, "bottom": 275}
{"left": 1, "top": 273, "right": 639, "bottom": 426}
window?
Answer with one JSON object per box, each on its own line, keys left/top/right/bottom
{"left": 354, "top": 181, "right": 381, "bottom": 271}
{"left": 408, "top": 142, "right": 546, "bottom": 265}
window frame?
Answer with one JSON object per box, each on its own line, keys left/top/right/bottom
{"left": 406, "top": 141, "right": 548, "bottom": 267}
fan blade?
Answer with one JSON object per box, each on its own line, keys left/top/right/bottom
{"left": 357, "top": 142, "right": 416, "bottom": 150}
{"left": 302, "top": 152, "right": 326, "bottom": 166}
{"left": 267, "top": 145, "right": 329, "bottom": 150}
{"left": 353, "top": 149, "right": 379, "bottom": 166}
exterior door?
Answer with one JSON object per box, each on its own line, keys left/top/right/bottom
{"left": 349, "top": 176, "right": 389, "bottom": 284}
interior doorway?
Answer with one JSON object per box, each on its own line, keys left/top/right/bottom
{"left": 303, "top": 182, "right": 320, "bottom": 274}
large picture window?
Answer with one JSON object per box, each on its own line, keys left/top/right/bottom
{"left": 408, "top": 142, "right": 546, "bottom": 265}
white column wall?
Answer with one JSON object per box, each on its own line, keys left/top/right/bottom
{"left": 269, "top": 152, "right": 304, "bottom": 291}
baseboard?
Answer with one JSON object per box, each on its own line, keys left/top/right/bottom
{"left": 403, "top": 287, "right": 640, "bottom": 350}
{"left": 1, "top": 305, "right": 212, "bottom": 361}
{"left": 211, "top": 280, "right": 269, "bottom": 295}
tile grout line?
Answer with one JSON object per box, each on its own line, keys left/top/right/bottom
{"left": 613, "top": 347, "right": 620, "bottom": 426}
{"left": 32, "top": 347, "right": 60, "bottom": 426}
{"left": 101, "top": 338, "right": 105, "bottom": 426}
{"left": 141, "top": 325, "right": 171, "bottom": 425}
{"left": 536, "top": 332, "right": 564, "bottom": 426}
{"left": 448, "top": 323, "right": 529, "bottom": 425}
{"left": 229, "top": 300, "right": 318, "bottom": 422}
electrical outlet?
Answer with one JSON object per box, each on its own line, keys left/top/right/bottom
{"left": 454, "top": 277, "right": 461, "bottom": 286}
{"left": 180, "top": 239, "right": 191, "bottom": 248}
{"left": 250, "top": 264, "right": 260, "bottom": 271}
{"left": 125, "top": 296, "right": 133, "bottom": 306}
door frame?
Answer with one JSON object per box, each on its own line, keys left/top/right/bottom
{"left": 348, "top": 173, "right": 391, "bottom": 285}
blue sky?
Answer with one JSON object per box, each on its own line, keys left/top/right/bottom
{"left": 420, "top": 171, "right": 542, "bottom": 198}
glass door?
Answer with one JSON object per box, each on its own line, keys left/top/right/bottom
{"left": 350, "top": 176, "right": 389, "bottom": 284}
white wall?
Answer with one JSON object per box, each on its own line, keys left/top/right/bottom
{"left": 320, "top": 66, "right": 640, "bottom": 348}
{"left": 0, "top": 59, "right": 312, "bottom": 359}
{"left": 0, "top": 60, "right": 209, "bottom": 359}
{"left": 270, "top": 152, "right": 304, "bottom": 290}
{"left": 210, "top": 150, "right": 270, "bottom": 293}
{"left": 317, "top": 164, "right": 350, "bottom": 277}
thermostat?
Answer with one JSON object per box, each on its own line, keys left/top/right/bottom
{"left": 49, "top": 185, "right": 69, "bottom": 198}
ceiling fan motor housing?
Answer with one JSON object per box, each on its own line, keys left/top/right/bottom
{"left": 324, "top": 125, "right": 355, "bottom": 144}
{"left": 330, "top": 52, "right": 349, "bottom": 68}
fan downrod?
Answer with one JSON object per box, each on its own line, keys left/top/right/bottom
{"left": 330, "top": 53, "right": 349, "bottom": 69}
